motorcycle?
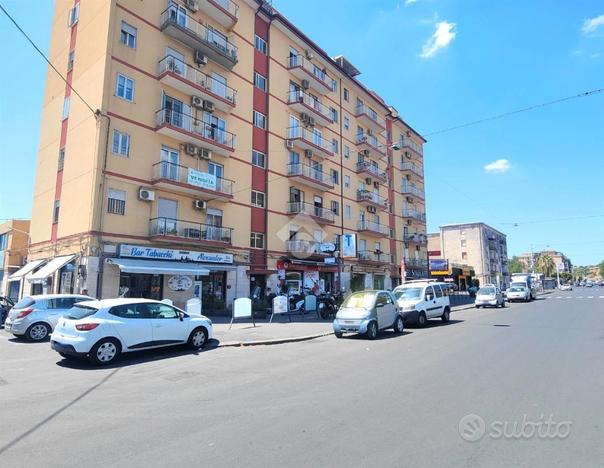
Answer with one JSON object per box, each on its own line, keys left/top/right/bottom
{"left": 317, "top": 292, "right": 337, "bottom": 320}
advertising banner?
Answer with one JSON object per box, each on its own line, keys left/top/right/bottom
{"left": 187, "top": 168, "right": 217, "bottom": 191}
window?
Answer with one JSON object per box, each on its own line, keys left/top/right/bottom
{"left": 107, "top": 189, "right": 126, "bottom": 215}
{"left": 251, "top": 190, "right": 265, "bottom": 208}
{"left": 62, "top": 97, "right": 70, "bottom": 120}
{"left": 434, "top": 285, "right": 443, "bottom": 298}
{"left": 53, "top": 200, "right": 60, "bottom": 224}
{"left": 330, "top": 169, "right": 339, "bottom": 185}
{"left": 344, "top": 145, "right": 350, "bottom": 158}
{"left": 109, "top": 303, "right": 147, "bottom": 319}
{"left": 344, "top": 175, "right": 350, "bottom": 188}
{"left": 116, "top": 73, "right": 134, "bottom": 101}
{"left": 254, "top": 35, "right": 267, "bottom": 54}
{"left": 343, "top": 88, "right": 349, "bottom": 102}
{"left": 331, "top": 139, "right": 339, "bottom": 153}
{"left": 120, "top": 21, "right": 137, "bottom": 48}
{"left": 253, "top": 110, "right": 267, "bottom": 129}
{"left": 329, "top": 107, "right": 338, "bottom": 122}
{"left": 343, "top": 116, "right": 349, "bottom": 130}
{"left": 345, "top": 205, "right": 352, "bottom": 219}
{"left": 462, "top": 252, "right": 468, "bottom": 260}
{"left": 252, "top": 150, "right": 266, "bottom": 168}
{"left": 461, "top": 239, "right": 467, "bottom": 247}
{"left": 0, "top": 233, "right": 7, "bottom": 251}
{"left": 331, "top": 200, "right": 340, "bottom": 215}
{"left": 67, "top": 50, "right": 75, "bottom": 72}
{"left": 331, "top": 79, "right": 337, "bottom": 92}
{"left": 112, "top": 130, "right": 130, "bottom": 157}
{"left": 146, "top": 303, "right": 179, "bottom": 319}
{"left": 254, "top": 72, "right": 267, "bottom": 91}
{"left": 250, "top": 232, "right": 264, "bottom": 249}
{"left": 67, "top": 3, "right": 79, "bottom": 27}
{"left": 58, "top": 148, "right": 65, "bottom": 171}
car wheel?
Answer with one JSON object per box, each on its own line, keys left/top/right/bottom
{"left": 393, "top": 316, "right": 404, "bottom": 333}
{"left": 417, "top": 312, "right": 427, "bottom": 327}
{"left": 366, "top": 321, "right": 378, "bottom": 340}
{"left": 334, "top": 331, "right": 343, "bottom": 339}
{"left": 25, "top": 322, "right": 51, "bottom": 342}
{"left": 89, "top": 338, "right": 121, "bottom": 366}
{"left": 187, "top": 327, "right": 208, "bottom": 350}
{"left": 441, "top": 307, "right": 450, "bottom": 322}
{"left": 501, "top": 301, "right": 506, "bottom": 308}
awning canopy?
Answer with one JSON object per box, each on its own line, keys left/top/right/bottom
{"left": 28, "top": 255, "right": 76, "bottom": 283}
{"left": 8, "top": 259, "right": 46, "bottom": 280}
{"left": 106, "top": 258, "right": 210, "bottom": 276}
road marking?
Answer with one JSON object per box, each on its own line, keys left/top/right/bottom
{"left": 599, "top": 296, "right": 604, "bottom": 299}
{"left": 555, "top": 297, "right": 562, "bottom": 299}
{"left": 588, "top": 296, "right": 594, "bottom": 299}
{"left": 577, "top": 296, "right": 583, "bottom": 299}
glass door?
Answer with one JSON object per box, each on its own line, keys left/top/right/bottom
{"left": 163, "top": 95, "right": 184, "bottom": 128}
{"left": 203, "top": 112, "right": 226, "bottom": 144}
{"left": 160, "top": 146, "right": 179, "bottom": 180}
{"left": 288, "top": 114, "right": 300, "bottom": 138}
{"left": 168, "top": 1, "right": 187, "bottom": 27}
{"left": 211, "top": 72, "right": 227, "bottom": 99}
{"left": 166, "top": 47, "right": 186, "bottom": 76}
{"left": 158, "top": 198, "right": 178, "bottom": 235}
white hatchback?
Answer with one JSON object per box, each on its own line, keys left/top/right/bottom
{"left": 50, "top": 298, "right": 213, "bottom": 365}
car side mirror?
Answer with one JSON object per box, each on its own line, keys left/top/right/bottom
{"left": 426, "top": 294, "right": 434, "bottom": 301}
{"left": 178, "top": 312, "right": 184, "bottom": 322}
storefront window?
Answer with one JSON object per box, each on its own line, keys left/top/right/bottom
{"left": 199, "top": 271, "right": 226, "bottom": 311}
{"left": 119, "top": 273, "right": 162, "bottom": 300}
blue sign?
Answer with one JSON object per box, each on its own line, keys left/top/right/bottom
{"left": 429, "top": 259, "right": 448, "bottom": 271}
{"left": 119, "top": 244, "right": 233, "bottom": 264}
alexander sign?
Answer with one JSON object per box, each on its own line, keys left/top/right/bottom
{"left": 119, "top": 244, "right": 233, "bottom": 264}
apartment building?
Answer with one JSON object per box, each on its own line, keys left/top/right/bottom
{"left": 431, "top": 222, "right": 509, "bottom": 288}
{"left": 518, "top": 250, "right": 572, "bottom": 274}
{"left": 25, "top": 0, "right": 427, "bottom": 309}
{"left": 0, "top": 220, "right": 31, "bottom": 300}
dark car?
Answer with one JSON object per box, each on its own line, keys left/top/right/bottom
{"left": 0, "top": 296, "right": 15, "bottom": 326}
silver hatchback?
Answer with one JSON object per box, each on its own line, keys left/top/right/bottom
{"left": 4, "top": 294, "right": 94, "bottom": 341}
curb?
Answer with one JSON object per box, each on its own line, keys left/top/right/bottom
{"left": 209, "top": 330, "right": 334, "bottom": 348}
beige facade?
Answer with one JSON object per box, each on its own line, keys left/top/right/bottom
{"left": 0, "top": 220, "right": 31, "bottom": 299}
{"left": 26, "top": 0, "right": 427, "bottom": 308}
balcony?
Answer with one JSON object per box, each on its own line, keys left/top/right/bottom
{"left": 400, "top": 162, "right": 423, "bottom": 177}
{"left": 287, "top": 240, "right": 325, "bottom": 256}
{"left": 286, "top": 126, "right": 334, "bottom": 158}
{"left": 287, "top": 201, "right": 335, "bottom": 224}
{"left": 404, "top": 233, "right": 428, "bottom": 246}
{"left": 287, "top": 90, "right": 333, "bottom": 127}
{"left": 287, "top": 163, "right": 334, "bottom": 191}
{"left": 286, "top": 55, "right": 332, "bottom": 94}
{"left": 356, "top": 133, "right": 386, "bottom": 157}
{"left": 151, "top": 162, "right": 233, "bottom": 201}
{"left": 155, "top": 108, "right": 235, "bottom": 156}
{"left": 160, "top": 5, "right": 238, "bottom": 69}
{"left": 197, "top": 0, "right": 239, "bottom": 29}
{"left": 356, "top": 190, "right": 388, "bottom": 211}
{"left": 358, "top": 250, "right": 391, "bottom": 264}
{"left": 400, "top": 138, "right": 423, "bottom": 156}
{"left": 402, "top": 209, "right": 426, "bottom": 223}
{"left": 355, "top": 103, "right": 386, "bottom": 132}
{"left": 404, "top": 258, "right": 429, "bottom": 269}
{"left": 401, "top": 185, "right": 424, "bottom": 200}
{"left": 157, "top": 56, "right": 236, "bottom": 113}
{"left": 150, "top": 217, "right": 232, "bottom": 245}
{"left": 358, "top": 220, "right": 390, "bottom": 237}
{"left": 355, "top": 161, "right": 387, "bottom": 183}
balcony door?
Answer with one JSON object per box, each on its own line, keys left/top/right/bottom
{"left": 206, "top": 208, "right": 223, "bottom": 241}
{"left": 158, "top": 198, "right": 178, "bottom": 235}
{"left": 168, "top": 1, "right": 187, "bottom": 27}
{"left": 208, "top": 161, "right": 223, "bottom": 191}
{"left": 290, "top": 187, "right": 304, "bottom": 203}
{"left": 211, "top": 72, "right": 227, "bottom": 99}
{"left": 288, "top": 46, "right": 299, "bottom": 67}
{"left": 160, "top": 146, "right": 179, "bottom": 181}
{"left": 166, "top": 47, "right": 185, "bottom": 76}
{"left": 203, "top": 111, "right": 226, "bottom": 144}
{"left": 288, "top": 115, "right": 300, "bottom": 138}
{"left": 163, "top": 94, "right": 186, "bottom": 128}
{"left": 312, "top": 128, "right": 322, "bottom": 147}
{"left": 311, "top": 160, "right": 322, "bottom": 181}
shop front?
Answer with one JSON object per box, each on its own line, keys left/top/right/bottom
{"left": 277, "top": 259, "right": 337, "bottom": 295}
{"left": 28, "top": 255, "right": 78, "bottom": 296}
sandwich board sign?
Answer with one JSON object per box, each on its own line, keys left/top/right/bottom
{"left": 229, "top": 297, "right": 255, "bottom": 329}
{"left": 270, "top": 295, "right": 289, "bottom": 323}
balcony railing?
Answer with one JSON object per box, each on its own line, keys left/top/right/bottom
{"left": 356, "top": 133, "right": 386, "bottom": 156}
{"left": 287, "top": 126, "right": 334, "bottom": 156}
{"left": 402, "top": 209, "right": 426, "bottom": 222}
{"left": 203, "top": 0, "right": 239, "bottom": 25}
{"left": 150, "top": 217, "right": 233, "bottom": 243}
{"left": 356, "top": 190, "right": 388, "bottom": 209}
{"left": 158, "top": 55, "right": 237, "bottom": 106}
{"left": 400, "top": 138, "right": 423, "bottom": 155}
{"left": 403, "top": 233, "right": 428, "bottom": 245}
{"left": 287, "top": 240, "right": 322, "bottom": 255}
{"left": 401, "top": 185, "right": 424, "bottom": 199}
{"left": 358, "top": 250, "right": 391, "bottom": 263}
{"left": 358, "top": 220, "right": 390, "bottom": 236}
{"left": 286, "top": 55, "right": 332, "bottom": 92}
{"left": 355, "top": 103, "right": 386, "bottom": 129}
{"left": 356, "top": 161, "right": 387, "bottom": 181}
{"left": 287, "top": 201, "right": 335, "bottom": 223}
{"left": 287, "top": 163, "right": 334, "bottom": 188}
{"left": 287, "top": 90, "right": 333, "bottom": 125}
{"left": 152, "top": 162, "right": 234, "bottom": 197}
{"left": 400, "top": 162, "right": 423, "bottom": 177}
{"left": 155, "top": 108, "right": 236, "bottom": 151}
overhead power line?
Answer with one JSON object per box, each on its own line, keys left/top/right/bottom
{"left": 500, "top": 214, "right": 604, "bottom": 226}
{"left": 424, "top": 87, "right": 604, "bottom": 137}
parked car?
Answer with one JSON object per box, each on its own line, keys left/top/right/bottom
{"left": 332, "top": 290, "right": 404, "bottom": 340}
{"left": 475, "top": 285, "right": 506, "bottom": 308}
{"left": 50, "top": 298, "right": 213, "bottom": 365}
{"left": 392, "top": 280, "right": 452, "bottom": 326}
{"left": 4, "top": 294, "right": 94, "bottom": 341}
{"left": 559, "top": 284, "right": 572, "bottom": 291}
{"left": 0, "top": 296, "right": 15, "bottom": 326}
{"left": 506, "top": 285, "right": 531, "bottom": 302}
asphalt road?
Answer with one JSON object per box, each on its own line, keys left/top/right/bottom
{"left": 1, "top": 291, "right": 603, "bottom": 468}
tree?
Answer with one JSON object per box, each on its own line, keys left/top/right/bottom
{"left": 536, "top": 254, "right": 556, "bottom": 278}
{"left": 508, "top": 256, "right": 525, "bottom": 274}
{"left": 599, "top": 260, "right": 604, "bottom": 279}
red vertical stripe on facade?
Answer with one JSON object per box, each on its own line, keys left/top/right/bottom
{"left": 386, "top": 118, "right": 398, "bottom": 278}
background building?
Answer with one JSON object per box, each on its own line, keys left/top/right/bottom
{"left": 518, "top": 250, "right": 572, "bottom": 274}
{"left": 24, "top": 0, "right": 427, "bottom": 309}
{"left": 0, "top": 220, "right": 31, "bottom": 300}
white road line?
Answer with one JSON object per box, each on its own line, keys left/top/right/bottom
{"left": 599, "top": 296, "right": 604, "bottom": 299}
{"left": 588, "top": 296, "right": 594, "bottom": 299}
{"left": 555, "top": 297, "right": 562, "bottom": 299}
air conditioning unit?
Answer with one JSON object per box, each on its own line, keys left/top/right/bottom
{"left": 184, "top": 143, "right": 198, "bottom": 156}
{"left": 305, "top": 49, "right": 314, "bottom": 60}
{"left": 194, "top": 50, "right": 208, "bottom": 66}
{"left": 365, "top": 177, "right": 372, "bottom": 185}
{"left": 194, "top": 200, "right": 207, "bottom": 210}
{"left": 362, "top": 149, "right": 370, "bottom": 157}
{"left": 407, "top": 220, "right": 412, "bottom": 225}
{"left": 406, "top": 174, "right": 411, "bottom": 180}
{"left": 304, "top": 149, "right": 313, "bottom": 158}
{"left": 301, "top": 113, "right": 310, "bottom": 124}
{"left": 301, "top": 79, "right": 310, "bottom": 90}
{"left": 307, "top": 116, "right": 315, "bottom": 127}
{"left": 367, "top": 129, "right": 374, "bottom": 136}
{"left": 285, "top": 140, "right": 294, "bottom": 149}
{"left": 198, "top": 148, "right": 212, "bottom": 160}
{"left": 138, "top": 188, "right": 155, "bottom": 201}
{"left": 202, "top": 100, "right": 215, "bottom": 113}
{"left": 185, "top": 0, "right": 199, "bottom": 12}
{"left": 406, "top": 196, "right": 413, "bottom": 203}
{"left": 191, "top": 95, "right": 204, "bottom": 108}
{"left": 373, "top": 181, "right": 379, "bottom": 188}
{"left": 367, "top": 206, "right": 377, "bottom": 214}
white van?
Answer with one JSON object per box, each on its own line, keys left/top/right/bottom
{"left": 392, "top": 280, "right": 452, "bottom": 327}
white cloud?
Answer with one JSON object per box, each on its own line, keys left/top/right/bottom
{"left": 582, "top": 14, "right": 604, "bottom": 35}
{"left": 484, "top": 159, "right": 512, "bottom": 174}
{"left": 405, "top": 0, "right": 418, "bottom": 6}
{"left": 420, "top": 21, "right": 457, "bottom": 58}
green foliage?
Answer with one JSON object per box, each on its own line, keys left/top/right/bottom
{"left": 535, "top": 254, "right": 556, "bottom": 277}
{"left": 507, "top": 256, "right": 525, "bottom": 274}
{"left": 599, "top": 260, "right": 604, "bottom": 279}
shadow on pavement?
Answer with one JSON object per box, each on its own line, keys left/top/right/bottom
{"left": 405, "top": 319, "right": 464, "bottom": 329}
{"left": 339, "top": 330, "right": 413, "bottom": 341}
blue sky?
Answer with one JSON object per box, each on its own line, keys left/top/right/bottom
{"left": 1, "top": 0, "right": 603, "bottom": 265}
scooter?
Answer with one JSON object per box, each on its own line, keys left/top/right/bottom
{"left": 317, "top": 292, "right": 337, "bottom": 319}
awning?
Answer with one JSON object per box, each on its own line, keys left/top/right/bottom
{"left": 28, "top": 255, "right": 76, "bottom": 283}
{"left": 8, "top": 259, "right": 47, "bottom": 280}
{"left": 106, "top": 258, "right": 210, "bottom": 276}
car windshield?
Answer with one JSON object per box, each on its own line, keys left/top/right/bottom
{"left": 66, "top": 305, "right": 99, "bottom": 320}
{"left": 509, "top": 287, "right": 525, "bottom": 292}
{"left": 342, "top": 292, "right": 376, "bottom": 309}
{"left": 13, "top": 297, "right": 35, "bottom": 309}
{"left": 511, "top": 282, "right": 526, "bottom": 288}
{"left": 479, "top": 287, "right": 496, "bottom": 295}
{"left": 394, "top": 287, "right": 423, "bottom": 300}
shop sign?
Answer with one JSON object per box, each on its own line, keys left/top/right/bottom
{"left": 187, "top": 168, "right": 216, "bottom": 191}
{"left": 168, "top": 275, "right": 193, "bottom": 291}
{"left": 319, "top": 242, "right": 336, "bottom": 253}
{"left": 324, "top": 257, "right": 336, "bottom": 264}
{"left": 341, "top": 233, "right": 357, "bottom": 258}
{"left": 119, "top": 244, "right": 233, "bottom": 264}
{"left": 430, "top": 259, "right": 449, "bottom": 272}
